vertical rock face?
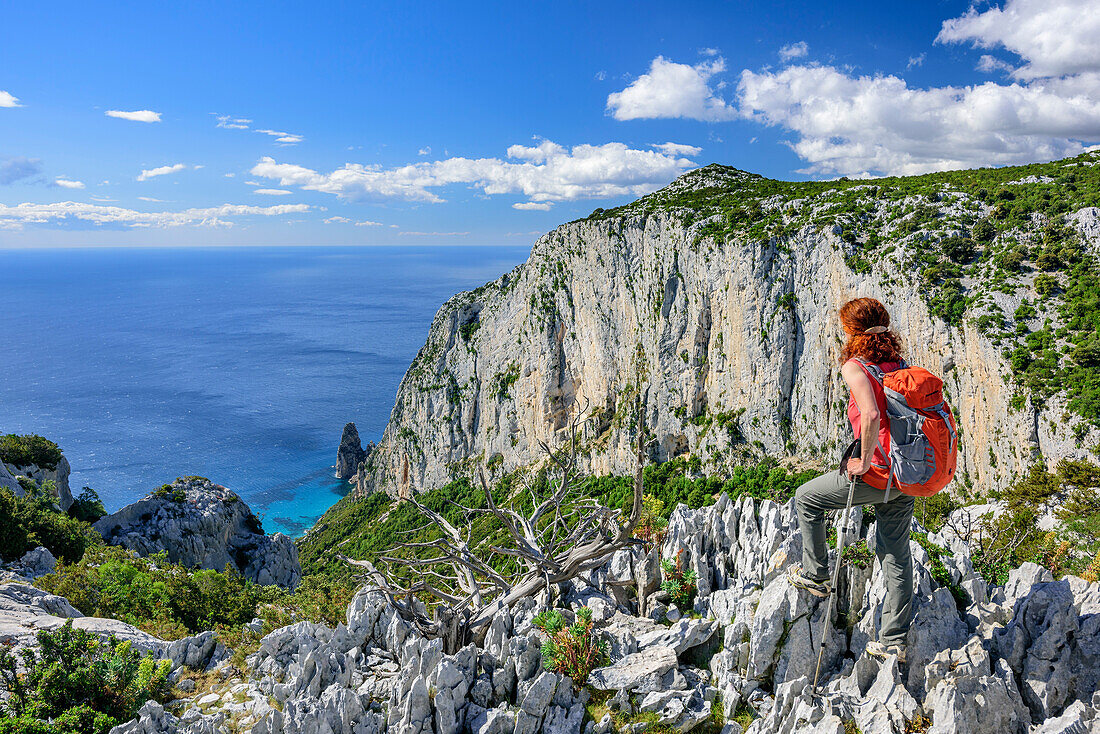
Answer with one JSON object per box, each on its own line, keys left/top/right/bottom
{"left": 2, "top": 456, "right": 73, "bottom": 511}
{"left": 354, "top": 166, "right": 1100, "bottom": 500}
{"left": 336, "top": 422, "right": 368, "bottom": 480}
{"left": 93, "top": 476, "right": 302, "bottom": 589}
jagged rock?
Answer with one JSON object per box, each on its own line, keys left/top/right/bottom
{"left": 923, "top": 636, "right": 1029, "bottom": 734}
{"left": 1031, "top": 698, "right": 1100, "bottom": 734}
{"left": 589, "top": 646, "right": 678, "bottom": 691}
{"left": 746, "top": 576, "right": 844, "bottom": 687}
{"left": 635, "top": 617, "right": 718, "bottom": 654}
{"left": 337, "top": 422, "right": 368, "bottom": 480}
{"left": 994, "top": 579, "right": 1088, "bottom": 721}
{"left": 1000, "top": 562, "right": 1055, "bottom": 607}
{"left": 108, "top": 700, "right": 221, "bottom": 734}
{"left": 901, "top": 587, "right": 969, "bottom": 694}
{"left": 9, "top": 546, "right": 57, "bottom": 578}
{"left": 3, "top": 455, "right": 73, "bottom": 511}
{"left": 165, "top": 630, "right": 219, "bottom": 670}
{"left": 94, "top": 476, "right": 301, "bottom": 589}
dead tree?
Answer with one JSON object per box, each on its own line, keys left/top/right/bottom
{"left": 346, "top": 393, "right": 649, "bottom": 646}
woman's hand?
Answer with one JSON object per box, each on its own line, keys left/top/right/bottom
{"left": 846, "top": 457, "right": 870, "bottom": 479}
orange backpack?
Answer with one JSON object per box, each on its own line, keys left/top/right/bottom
{"left": 855, "top": 359, "right": 959, "bottom": 498}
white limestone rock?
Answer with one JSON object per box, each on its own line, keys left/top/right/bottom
{"left": 94, "top": 476, "right": 301, "bottom": 589}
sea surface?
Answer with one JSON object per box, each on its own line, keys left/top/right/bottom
{"left": 0, "top": 245, "right": 529, "bottom": 536}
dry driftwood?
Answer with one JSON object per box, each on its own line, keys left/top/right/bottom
{"left": 344, "top": 393, "right": 649, "bottom": 645}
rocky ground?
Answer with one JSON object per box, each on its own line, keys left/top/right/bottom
{"left": 6, "top": 489, "right": 1092, "bottom": 733}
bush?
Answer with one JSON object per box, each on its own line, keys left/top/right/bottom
{"left": 967, "top": 460, "right": 1100, "bottom": 582}
{"left": 68, "top": 488, "right": 107, "bottom": 524}
{"left": 38, "top": 546, "right": 285, "bottom": 638}
{"left": 532, "top": 606, "right": 608, "bottom": 687}
{"left": 0, "top": 621, "right": 171, "bottom": 734}
{"left": 151, "top": 484, "right": 186, "bottom": 503}
{"left": 629, "top": 494, "right": 668, "bottom": 550}
{"left": 0, "top": 435, "right": 63, "bottom": 471}
{"left": 0, "top": 488, "right": 98, "bottom": 564}
{"left": 661, "top": 550, "right": 699, "bottom": 611}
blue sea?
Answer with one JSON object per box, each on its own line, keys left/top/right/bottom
{"left": 0, "top": 246, "right": 529, "bottom": 536}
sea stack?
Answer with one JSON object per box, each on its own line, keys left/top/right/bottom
{"left": 336, "top": 422, "right": 367, "bottom": 480}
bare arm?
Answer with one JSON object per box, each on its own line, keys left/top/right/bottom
{"left": 841, "top": 360, "right": 880, "bottom": 477}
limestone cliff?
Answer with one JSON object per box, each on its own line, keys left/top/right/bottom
{"left": 355, "top": 155, "right": 1100, "bottom": 499}
{"left": 95, "top": 476, "right": 302, "bottom": 589}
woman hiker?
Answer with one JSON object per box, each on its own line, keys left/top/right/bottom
{"left": 787, "top": 296, "right": 913, "bottom": 664}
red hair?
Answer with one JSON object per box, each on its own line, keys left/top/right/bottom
{"left": 839, "top": 297, "right": 904, "bottom": 364}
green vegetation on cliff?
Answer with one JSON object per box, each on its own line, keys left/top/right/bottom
{"left": 0, "top": 434, "right": 63, "bottom": 471}
{"left": 39, "top": 546, "right": 358, "bottom": 641}
{"left": 298, "top": 458, "right": 819, "bottom": 580}
{"left": 583, "top": 151, "right": 1100, "bottom": 434}
{"left": 0, "top": 486, "right": 98, "bottom": 564}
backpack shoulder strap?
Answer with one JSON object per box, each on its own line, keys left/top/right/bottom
{"left": 851, "top": 357, "right": 885, "bottom": 385}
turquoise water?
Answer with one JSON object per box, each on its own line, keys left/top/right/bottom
{"left": 0, "top": 245, "right": 529, "bottom": 536}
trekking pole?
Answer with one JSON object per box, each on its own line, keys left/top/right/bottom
{"left": 812, "top": 471, "right": 857, "bottom": 694}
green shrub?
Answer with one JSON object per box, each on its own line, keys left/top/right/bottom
{"left": 151, "top": 484, "right": 186, "bottom": 503}
{"left": 0, "top": 621, "right": 170, "bottom": 734}
{"left": 38, "top": 546, "right": 285, "bottom": 638}
{"left": 661, "top": 550, "right": 699, "bottom": 610}
{"left": 68, "top": 488, "right": 107, "bottom": 524}
{"left": 531, "top": 606, "right": 608, "bottom": 687}
{"left": 0, "top": 435, "right": 63, "bottom": 471}
{"left": 0, "top": 488, "right": 98, "bottom": 564}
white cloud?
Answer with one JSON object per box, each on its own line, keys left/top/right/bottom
{"left": 398, "top": 231, "right": 469, "bottom": 236}
{"left": 0, "top": 202, "right": 310, "bottom": 230}
{"left": 651, "top": 142, "right": 703, "bottom": 156}
{"left": 137, "top": 196, "right": 165, "bottom": 202}
{"left": 418, "top": 146, "right": 431, "bottom": 156}
{"left": 936, "top": 0, "right": 1100, "bottom": 79}
{"left": 977, "top": 54, "right": 1016, "bottom": 74}
{"left": 256, "top": 129, "right": 304, "bottom": 145}
{"left": 736, "top": 63, "right": 1100, "bottom": 176}
{"left": 606, "top": 56, "right": 738, "bottom": 121}
{"left": 322, "top": 216, "right": 384, "bottom": 226}
{"left": 513, "top": 202, "right": 553, "bottom": 211}
{"left": 137, "top": 163, "right": 189, "bottom": 181}
{"left": 907, "top": 53, "right": 926, "bottom": 69}
{"left": 215, "top": 115, "right": 252, "bottom": 129}
{"left": 250, "top": 139, "right": 698, "bottom": 204}
{"left": 594, "top": 70, "right": 607, "bottom": 81}
{"left": 779, "top": 42, "right": 809, "bottom": 62}
{"left": 54, "top": 178, "right": 85, "bottom": 189}
{"left": 0, "top": 91, "right": 22, "bottom": 108}
{"left": 699, "top": 48, "right": 720, "bottom": 57}
{"left": 252, "top": 188, "right": 292, "bottom": 195}
{"left": 106, "top": 109, "right": 161, "bottom": 123}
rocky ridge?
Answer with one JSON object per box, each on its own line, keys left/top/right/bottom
{"left": 351, "top": 157, "right": 1100, "bottom": 501}
{"left": 94, "top": 476, "right": 302, "bottom": 589}
{"left": 1, "top": 455, "right": 73, "bottom": 511}
{"left": 102, "top": 491, "right": 1100, "bottom": 733}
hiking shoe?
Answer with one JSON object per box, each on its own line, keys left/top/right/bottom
{"left": 786, "top": 565, "right": 832, "bottom": 598}
{"left": 866, "top": 640, "right": 908, "bottom": 664}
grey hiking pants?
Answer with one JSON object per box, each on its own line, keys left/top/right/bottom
{"left": 794, "top": 469, "right": 914, "bottom": 645}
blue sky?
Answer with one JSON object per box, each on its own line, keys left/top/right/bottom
{"left": 2, "top": 0, "right": 1098, "bottom": 246}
